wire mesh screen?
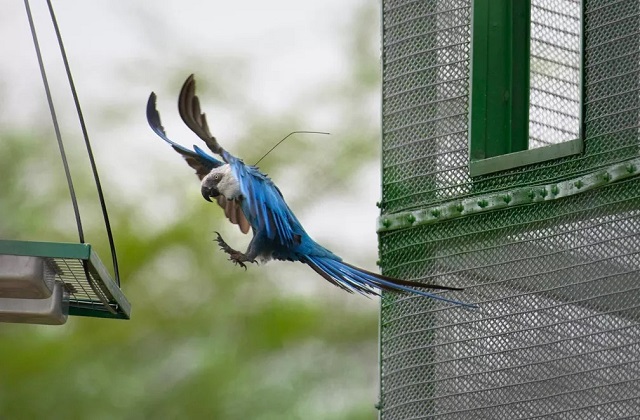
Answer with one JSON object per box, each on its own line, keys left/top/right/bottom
{"left": 379, "top": 0, "right": 640, "bottom": 418}
{"left": 530, "top": 0, "right": 582, "bottom": 149}
{"left": 48, "top": 257, "right": 114, "bottom": 309}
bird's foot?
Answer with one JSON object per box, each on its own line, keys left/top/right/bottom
{"left": 228, "top": 253, "right": 257, "bottom": 270}
{"left": 214, "top": 232, "right": 256, "bottom": 270}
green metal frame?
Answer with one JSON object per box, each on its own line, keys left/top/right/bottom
{"left": 0, "top": 240, "right": 130, "bottom": 319}
{"left": 470, "top": 138, "right": 583, "bottom": 176}
{"left": 470, "top": 0, "right": 531, "bottom": 160}
{"left": 469, "top": 0, "right": 584, "bottom": 177}
{"left": 378, "top": 157, "right": 640, "bottom": 233}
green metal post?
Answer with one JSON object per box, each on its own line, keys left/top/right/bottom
{"left": 470, "top": 0, "right": 531, "bottom": 160}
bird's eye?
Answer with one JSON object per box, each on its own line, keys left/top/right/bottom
{"left": 213, "top": 174, "right": 221, "bottom": 181}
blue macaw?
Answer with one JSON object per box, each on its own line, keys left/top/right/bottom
{"left": 147, "top": 75, "right": 473, "bottom": 307}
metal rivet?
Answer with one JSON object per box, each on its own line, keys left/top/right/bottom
{"left": 539, "top": 188, "right": 548, "bottom": 198}
{"left": 431, "top": 209, "right": 441, "bottom": 217}
{"left": 551, "top": 185, "right": 559, "bottom": 195}
{"left": 502, "top": 194, "right": 511, "bottom": 204}
{"left": 407, "top": 214, "right": 416, "bottom": 224}
{"left": 455, "top": 203, "right": 464, "bottom": 212}
{"left": 602, "top": 172, "right": 611, "bottom": 182}
{"left": 528, "top": 190, "right": 536, "bottom": 200}
{"left": 626, "top": 163, "right": 636, "bottom": 174}
{"left": 382, "top": 219, "right": 391, "bottom": 228}
{"left": 478, "top": 199, "right": 488, "bottom": 208}
{"left": 574, "top": 180, "right": 584, "bottom": 189}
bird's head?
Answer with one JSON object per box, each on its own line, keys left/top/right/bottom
{"left": 201, "top": 164, "right": 239, "bottom": 202}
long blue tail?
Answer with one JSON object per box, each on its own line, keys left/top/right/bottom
{"left": 304, "top": 256, "right": 476, "bottom": 308}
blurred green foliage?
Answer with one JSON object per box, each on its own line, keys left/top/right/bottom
{"left": 0, "top": 3, "right": 382, "bottom": 420}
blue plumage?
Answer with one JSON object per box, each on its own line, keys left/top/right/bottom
{"left": 147, "top": 75, "right": 475, "bottom": 308}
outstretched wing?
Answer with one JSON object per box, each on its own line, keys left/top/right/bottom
{"left": 147, "top": 93, "right": 222, "bottom": 176}
{"left": 178, "top": 75, "right": 224, "bottom": 156}
{"left": 177, "top": 75, "right": 301, "bottom": 246}
{"left": 146, "top": 93, "right": 250, "bottom": 234}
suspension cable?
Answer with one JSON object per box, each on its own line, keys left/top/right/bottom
{"left": 45, "top": 0, "right": 121, "bottom": 286}
{"left": 24, "top": 0, "right": 120, "bottom": 314}
{"left": 24, "top": 0, "right": 84, "bottom": 244}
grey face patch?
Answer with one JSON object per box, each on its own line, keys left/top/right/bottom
{"left": 203, "top": 172, "right": 223, "bottom": 188}
{"left": 200, "top": 164, "right": 241, "bottom": 201}
{"left": 200, "top": 171, "right": 225, "bottom": 202}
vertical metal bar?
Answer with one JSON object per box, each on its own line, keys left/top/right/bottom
{"left": 469, "top": 0, "right": 491, "bottom": 161}
{"left": 470, "top": 0, "right": 530, "bottom": 161}
{"left": 484, "top": 0, "right": 511, "bottom": 157}
{"left": 509, "top": 0, "right": 531, "bottom": 152}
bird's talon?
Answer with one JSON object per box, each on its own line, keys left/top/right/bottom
{"left": 228, "top": 253, "right": 250, "bottom": 270}
{"left": 214, "top": 232, "right": 251, "bottom": 269}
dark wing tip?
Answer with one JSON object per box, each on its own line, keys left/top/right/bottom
{"left": 177, "top": 74, "right": 224, "bottom": 157}
{"left": 180, "top": 74, "right": 195, "bottom": 100}
{"left": 146, "top": 91, "right": 167, "bottom": 137}
{"left": 147, "top": 90, "right": 222, "bottom": 174}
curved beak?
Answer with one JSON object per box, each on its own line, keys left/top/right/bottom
{"left": 201, "top": 186, "right": 220, "bottom": 202}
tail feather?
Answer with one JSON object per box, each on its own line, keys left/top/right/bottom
{"left": 313, "top": 257, "right": 377, "bottom": 296}
{"left": 340, "top": 261, "right": 463, "bottom": 291}
{"left": 306, "top": 257, "right": 356, "bottom": 294}
{"left": 304, "top": 256, "right": 476, "bottom": 308}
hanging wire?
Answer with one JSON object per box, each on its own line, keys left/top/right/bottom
{"left": 253, "top": 131, "right": 330, "bottom": 166}
{"left": 45, "top": 0, "right": 121, "bottom": 287}
{"left": 23, "top": 0, "right": 84, "bottom": 244}
{"left": 24, "top": 0, "right": 119, "bottom": 314}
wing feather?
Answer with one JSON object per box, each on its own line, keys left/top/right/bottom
{"left": 147, "top": 92, "right": 250, "bottom": 234}
{"left": 178, "top": 75, "right": 223, "bottom": 155}
{"left": 174, "top": 75, "right": 297, "bottom": 241}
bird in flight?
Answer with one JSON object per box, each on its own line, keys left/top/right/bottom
{"left": 147, "top": 75, "right": 474, "bottom": 307}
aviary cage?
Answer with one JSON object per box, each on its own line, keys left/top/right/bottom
{"left": 378, "top": 0, "right": 640, "bottom": 418}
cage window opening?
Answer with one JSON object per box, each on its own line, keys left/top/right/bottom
{"left": 470, "top": 0, "right": 584, "bottom": 176}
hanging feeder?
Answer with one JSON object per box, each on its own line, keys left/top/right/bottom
{"left": 0, "top": 0, "right": 131, "bottom": 323}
